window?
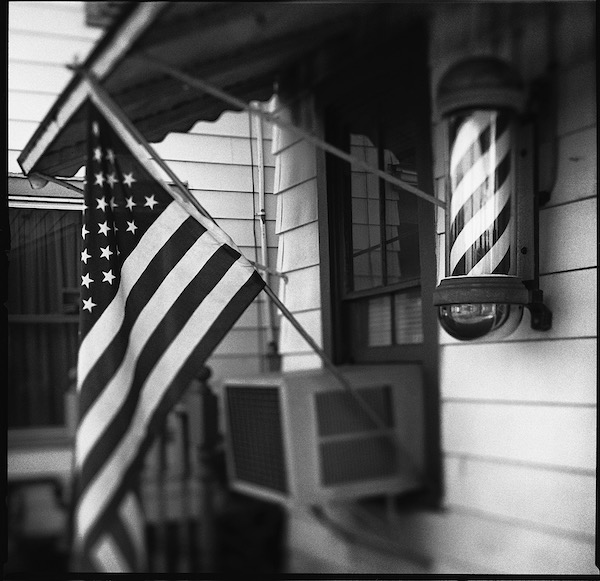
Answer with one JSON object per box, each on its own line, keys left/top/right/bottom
{"left": 324, "top": 61, "right": 437, "bottom": 365}
{"left": 7, "top": 196, "right": 82, "bottom": 436}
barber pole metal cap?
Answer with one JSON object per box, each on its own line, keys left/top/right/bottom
{"left": 437, "top": 57, "right": 525, "bottom": 116}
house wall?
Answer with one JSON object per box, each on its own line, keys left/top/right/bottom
{"left": 270, "top": 96, "right": 324, "bottom": 372}
{"left": 273, "top": 2, "right": 596, "bottom": 574}
{"left": 428, "top": 2, "right": 596, "bottom": 573}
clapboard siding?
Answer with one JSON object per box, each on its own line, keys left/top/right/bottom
{"left": 444, "top": 455, "right": 595, "bottom": 536}
{"left": 442, "top": 401, "right": 595, "bottom": 471}
{"left": 9, "top": 29, "right": 101, "bottom": 65}
{"left": 440, "top": 338, "right": 596, "bottom": 403}
{"left": 9, "top": 2, "right": 101, "bottom": 38}
{"left": 270, "top": 96, "right": 323, "bottom": 372}
{"left": 8, "top": 2, "right": 100, "bottom": 174}
{"left": 276, "top": 221, "right": 320, "bottom": 273}
{"left": 154, "top": 132, "right": 276, "bottom": 167}
{"left": 191, "top": 189, "right": 277, "bottom": 221}
{"left": 390, "top": 507, "right": 597, "bottom": 574}
{"left": 428, "top": 3, "right": 597, "bottom": 574}
{"left": 549, "top": 125, "right": 597, "bottom": 206}
{"left": 539, "top": 198, "right": 597, "bottom": 273}
{"left": 157, "top": 160, "right": 275, "bottom": 193}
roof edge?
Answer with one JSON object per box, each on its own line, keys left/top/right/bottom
{"left": 17, "top": 2, "right": 170, "bottom": 177}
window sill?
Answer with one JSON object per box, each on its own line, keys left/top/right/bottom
{"left": 8, "top": 427, "right": 74, "bottom": 450}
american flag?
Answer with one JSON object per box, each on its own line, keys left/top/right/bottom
{"left": 72, "top": 102, "right": 265, "bottom": 571}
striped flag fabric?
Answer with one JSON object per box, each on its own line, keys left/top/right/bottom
{"left": 72, "top": 101, "right": 265, "bottom": 571}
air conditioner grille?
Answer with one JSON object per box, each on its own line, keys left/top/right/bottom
{"left": 225, "top": 386, "right": 288, "bottom": 493}
{"left": 315, "top": 386, "right": 393, "bottom": 436}
{"left": 319, "top": 435, "right": 397, "bottom": 485}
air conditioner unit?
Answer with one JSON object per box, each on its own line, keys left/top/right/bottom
{"left": 222, "top": 365, "right": 425, "bottom": 506}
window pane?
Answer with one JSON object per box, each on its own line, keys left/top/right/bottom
{"left": 367, "top": 295, "right": 392, "bottom": 346}
{"left": 350, "top": 133, "right": 383, "bottom": 290}
{"left": 394, "top": 289, "right": 423, "bottom": 344}
{"left": 8, "top": 207, "right": 81, "bottom": 428}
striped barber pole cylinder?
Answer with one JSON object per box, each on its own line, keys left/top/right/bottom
{"left": 447, "top": 110, "right": 515, "bottom": 278}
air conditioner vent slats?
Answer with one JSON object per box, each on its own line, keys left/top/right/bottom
{"left": 225, "top": 385, "right": 288, "bottom": 493}
{"left": 315, "top": 386, "right": 393, "bottom": 437}
{"left": 319, "top": 435, "right": 397, "bottom": 485}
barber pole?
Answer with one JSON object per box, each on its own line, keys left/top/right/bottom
{"left": 447, "top": 110, "right": 515, "bottom": 277}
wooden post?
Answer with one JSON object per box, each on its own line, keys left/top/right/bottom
{"left": 196, "top": 366, "right": 217, "bottom": 573}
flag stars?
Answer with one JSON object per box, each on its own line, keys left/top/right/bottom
{"left": 92, "top": 121, "right": 100, "bottom": 136}
{"left": 102, "top": 270, "right": 116, "bottom": 285}
{"left": 122, "top": 172, "right": 136, "bottom": 187}
{"left": 106, "top": 173, "right": 118, "bottom": 188}
{"left": 82, "top": 224, "right": 89, "bottom": 239}
{"left": 126, "top": 220, "right": 138, "bottom": 234}
{"left": 93, "top": 147, "right": 103, "bottom": 162}
{"left": 81, "top": 273, "right": 94, "bottom": 288}
{"left": 100, "top": 245, "right": 113, "bottom": 260}
{"left": 82, "top": 297, "right": 97, "bottom": 313}
{"left": 144, "top": 195, "right": 158, "bottom": 210}
{"left": 98, "top": 221, "right": 111, "bottom": 236}
{"left": 81, "top": 248, "right": 91, "bottom": 264}
{"left": 96, "top": 197, "right": 109, "bottom": 211}
{"left": 94, "top": 172, "right": 106, "bottom": 187}
{"left": 110, "top": 197, "right": 119, "bottom": 210}
{"left": 125, "top": 196, "right": 136, "bottom": 211}
{"left": 106, "top": 149, "right": 115, "bottom": 164}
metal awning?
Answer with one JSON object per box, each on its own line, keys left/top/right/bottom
{"left": 18, "top": 2, "right": 430, "bottom": 180}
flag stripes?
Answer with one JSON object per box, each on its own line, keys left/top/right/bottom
{"left": 73, "top": 102, "right": 264, "bottom": 571}
{"left": 448, "top": 110, "right": 514, "bottom": 276}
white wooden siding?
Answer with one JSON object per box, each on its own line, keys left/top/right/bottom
{"left": 8, "top": 2, "right": 103, "bottom": 174}
{"left": 428, "top": 2, "right": 596, "bottom": 573}
{"left": 270, "top": 96, "right": 323, "bottom": 371}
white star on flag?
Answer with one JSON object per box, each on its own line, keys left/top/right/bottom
{"left": 125, "top": 196, "right": 136, "bottom": 210}
{"left": 107, "top": 173, "right": 119, "bottom": 188}
{"left": 81, "top": 248, "right": 91, "bottom": 264}
{"left": 102, "top": 270, "right": 116, "bottom": 285}
{"left": 144, "top": 195, "right": 158, "bottom": 210}
{"left": 98, "top": 221, "right": 111, "bottom": 236}
{"left": 122, "top": 172, "right": 136, "bottom": 187}
{"left": 100, "top": 246, "right": 113, "bottom": 260}
{"left": 96, "top": 197, "right": 109, "bottom": 211}
{"left": 94, "top": 172, "right": 106, "bottom": 187}
{"left": 82, "top": 297, "right": 96, "bottom": 312}
{"left": 126, "top": 220, "right": 138, "bottom": 234}
{"left": 81, "top": 273, "right": 94, "bottom": 289}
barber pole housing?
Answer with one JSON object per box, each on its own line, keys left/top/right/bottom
{"left": 434, "top": 57, "right": 541, "bottom": 341}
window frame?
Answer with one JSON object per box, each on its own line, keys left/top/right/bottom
{"left": 315, "top": 22, "right": 442, "bottom": 505}
{"left": 7, "top": 188, "right": 83, "bottom": 449}
{"left": 321, "top": 79, "right": 436, "bottom": 366}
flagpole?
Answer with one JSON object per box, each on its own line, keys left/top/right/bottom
{"left": 75, "top": 65, "right": 389, "bottom": 432}
{"left": 135, "top": 55, "right": 447, "bottom": 211}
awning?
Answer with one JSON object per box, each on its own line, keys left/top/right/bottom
{"left": 18, "top": 2, "right": 431, "bottom": 180}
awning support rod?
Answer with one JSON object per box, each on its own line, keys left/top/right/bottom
{"left": 136, "top": 55, "right": 447, "bottom": 211}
